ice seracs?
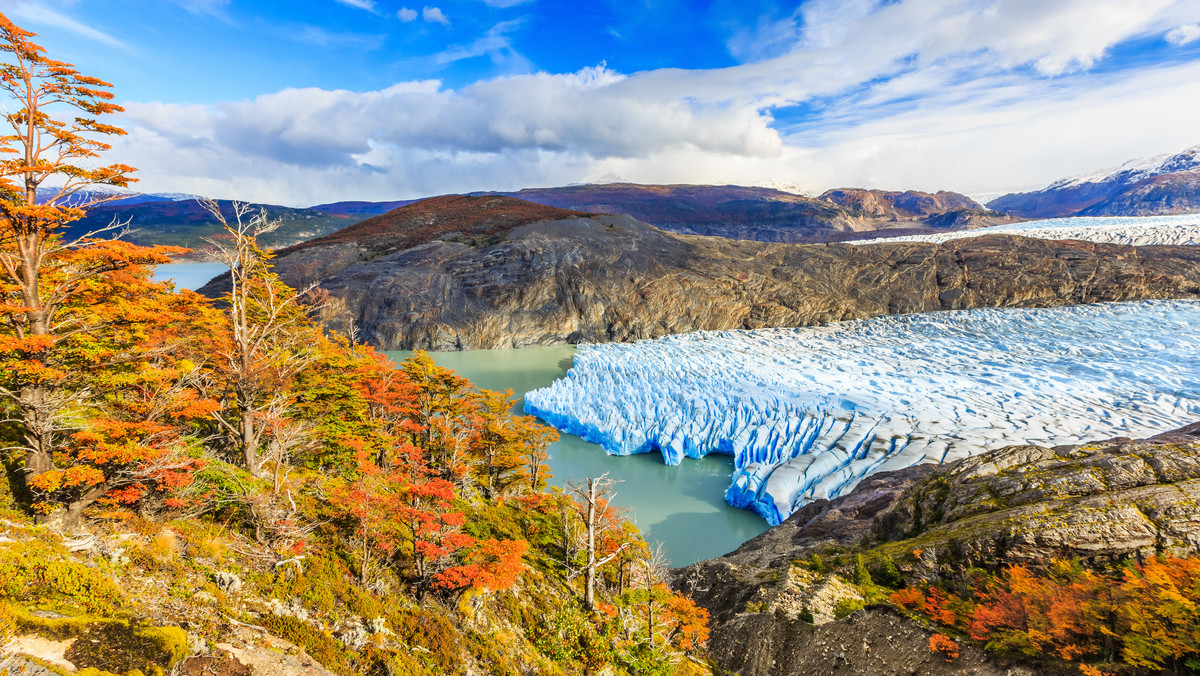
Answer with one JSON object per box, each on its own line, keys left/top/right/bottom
{"left": 525, "top": 300, "right": 1200, "bottom": 526}
{"left": 853, "top": 213, "right": 1200, "bottom": 247}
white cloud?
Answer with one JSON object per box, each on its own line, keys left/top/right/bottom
{"left": 1167, "top": 23, "right": 1200, "bottom": 45}
{"left": 434, "top": 20, "right": 528, "bottom": 68}
{"left": 335, "top": 0, "right": 376, "bottom": 11}
{"left": 108, "top": 0, "right": 1200, "bottom": 205}
{"left": 295, "top": 26, "right": 385, "bottom": 48}
{"left": 170, "top": 0, "right": 231, "bottom": 15}
{"left": 422, "top": 6, "right": 450, "bottom": 25}
{"left": 397, "top": 7, "right": 418, "bottom": 21}
{"left": 1, "top": 1, "right": 126, "bottom": 48}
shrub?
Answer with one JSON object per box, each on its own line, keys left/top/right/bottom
{"left": 929, "top": 633, "right": 959, "bottom": 662}
{"left": 0, "top": 540, "right": 122, "bottom": 613}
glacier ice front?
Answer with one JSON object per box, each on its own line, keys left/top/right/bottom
{"left": 852, "top": 213, "right": 1200, "bottom": 247}
{"left": 524, "top": 300, "right": 1200, "bottom": 526}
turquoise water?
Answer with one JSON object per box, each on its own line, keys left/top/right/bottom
{"left": 153, "top": 262, "right": 767, "bottom": 565}
{"left": 153, "top": 262, "right": 227, "bottom": 291}
{"left": 385, "top": 347, "right": 768, "bottom": 566}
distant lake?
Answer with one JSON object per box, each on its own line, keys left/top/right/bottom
{"left": 154, "top": 262, "right": 226, "bottom": 291}
{"left": 386, "top": 346, "right": 768, "bottom": 566}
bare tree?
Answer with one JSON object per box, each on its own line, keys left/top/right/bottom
{"left": 198, "top": 198, "right": 321, "bottom": 476}
{"left": 566, "top": 473, "right": 632, "bottom": 611}
{"left": 632, "top": 543, "right": 670, "bottom": 646}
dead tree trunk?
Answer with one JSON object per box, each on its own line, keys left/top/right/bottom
{"left": 567, "top": 473, "right": 630, "bottom": 611}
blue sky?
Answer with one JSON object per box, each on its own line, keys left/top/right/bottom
{"left": 4, "top": 0, "right": 1200, "bottom": 205}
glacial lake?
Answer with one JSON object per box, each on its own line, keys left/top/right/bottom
{"left": 386, "top": 347, "right": 769, "bottom": 566}
{"left": 154, "top": 262, "right": 768, "bottom": 565}
{"left": 153, "top": 262, "right": 227, "bottom": 290}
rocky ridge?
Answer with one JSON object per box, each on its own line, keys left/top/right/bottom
{"left": 675, "top": 425, "right": 1200, "bottom": 676}
{"left": 260, "top": 196, "right": 1200, "bottom": 350}
{"left": 488, "top": 183, "right": 1012, "bottom": 243}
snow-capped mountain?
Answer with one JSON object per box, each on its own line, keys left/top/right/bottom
{"left": 988, "top": 144, "right": 1200, "bottom": 218}
{"left": 34, "top": 186, "right": 199, "bottom": 206}
{"left": 1046, "top": 144, "right": 1200, "bottom": 191}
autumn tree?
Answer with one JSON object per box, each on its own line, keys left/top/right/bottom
{"left": 470, "top": 388, "right": 557, "bottom": 499}
{"left": 0, "top": 15, "right": 208, "bottom": 528}
{"left": 199, "top": 199, "right": 322, "bottom": 476}
{"left": 566, "top": 473, "right": 633, "bottom": 611}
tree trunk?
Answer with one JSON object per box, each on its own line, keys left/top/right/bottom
{"left": 39, "top": 484, "right": 108, "bottom": 534}
{"left": 584, "top": 478, "right": 597, "bottom": 610}
{"left": 240, "top": 406, "right": 260, "bottom": 476}
{"left": 16, "top": 231, "right": 57, "bottom": 492}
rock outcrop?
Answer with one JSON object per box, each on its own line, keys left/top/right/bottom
{"left": 675, "top": 426, "right": 1200, "bottom": 676}
{"left": 259, "top": 195, "right": 1200, "bottom": 350}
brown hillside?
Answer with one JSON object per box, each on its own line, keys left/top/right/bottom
{"left": 285, "top": 194, "right": 592, "bottom": 254}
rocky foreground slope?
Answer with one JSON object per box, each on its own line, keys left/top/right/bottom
{"left": 259, "top": 195, "right": 1200, "bottom": 350}
{"left": 676, "top": 424, "right": 1200, "bottom": 675}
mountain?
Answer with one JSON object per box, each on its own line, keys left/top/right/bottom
{"left": 307, "top": 199, "right": 418, "bottom": 216}
{"left": 989, "top": 144, "right": 1200, "bottom": 217}
{"left": 483, "top": 183, "right": 1012, "bottom": 243}
{"left": 63, "top": 198, "right": 367, "bottom": 254}
{"left": 35, "top": 186, "right": 198, "bottom": 207}
{"left": 256, "top": 194, "right": 1200, "bottom": 351}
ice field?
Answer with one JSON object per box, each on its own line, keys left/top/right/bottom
{"left": 525, "top": 300, "right": 1200, "bottom": 525}
{"left": 853, "top": 213, "right": 1200, "bottom": 247}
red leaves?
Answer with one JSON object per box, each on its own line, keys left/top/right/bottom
{"left": 895, "top": 557, "right": 1200, "bottom": 671}
{"left": 889, "top": 586, "right": 925, "bottom": 612}
{"left": 435, "top": 538, "right": 528, "bottom": 592}
{"left": 663, "top": 590, "right": 710, "bottom": 650}
{"left": 929, "top": 634, "right": 959, "bottom": 662}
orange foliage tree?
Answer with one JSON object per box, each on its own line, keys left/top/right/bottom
{"left": 899, "top": 556, "right": 1200, "bottom": 672}
{"left": 0, "top": 15, "right": 208, "bottom": 528}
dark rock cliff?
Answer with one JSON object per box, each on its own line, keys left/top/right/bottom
{"left": 262, "top": 199, "right": 1200, "bottom": 350}
{"left": 674, "top": 426, "right": 1200, "bottom": 676}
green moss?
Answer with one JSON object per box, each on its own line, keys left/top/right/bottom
{"left": 833, "top": 598, "right": 865, "bottom": 619}
{"left": 15, "top": 611, "right": 186, "bottom": 674}
{"left": 257, "top": 614, "right": 355, "bottom": 675}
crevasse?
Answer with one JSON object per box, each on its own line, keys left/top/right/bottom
{"left": 525, "top": 300, "right": 1200, "bottom": 526}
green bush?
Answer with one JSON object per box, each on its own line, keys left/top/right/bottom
{"left": 833, "top": 598, "right": 865, "bottom": 620}
{"left": 0, "top": 539, "right": 122, "bottom": 613}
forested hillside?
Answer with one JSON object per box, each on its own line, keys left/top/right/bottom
{"left": 0, "top": 17, "right": 707, "bottom": 675}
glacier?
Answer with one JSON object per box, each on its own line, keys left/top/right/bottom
{"left": 852, "top": 213, "right": 1200, "bottom": 247}
{"left": 524, "top": 300, "right": 1200, "bottom": 526}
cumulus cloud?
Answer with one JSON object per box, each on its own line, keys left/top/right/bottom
{"left": 1167, "top": 23, "right": 1200, "bottom": 45}
{"left": 110, "top": 0, "right": 1200, "bottom": 204}
{"left": 397, "top": 7, "right": 418, "bottom": 21}
{"left": 422, "top": 6, "right": 450, "bottom": 25}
